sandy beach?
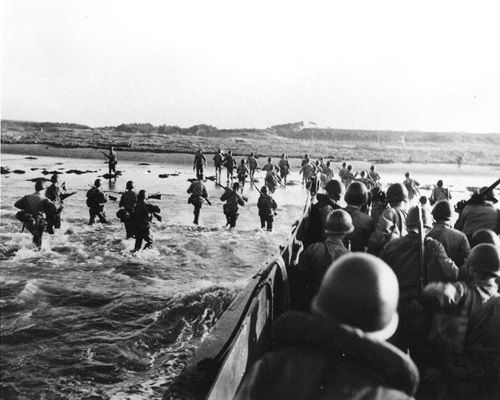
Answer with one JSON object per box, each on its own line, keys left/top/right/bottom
{"left": 2, "top": 143, "right": 499, "bottom": 183}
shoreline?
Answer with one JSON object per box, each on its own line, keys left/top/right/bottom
{"left": 2, "top": 143, "right": 499, "bottom": 183}
{"left": 1, "top": 143, "right": 196, "bottom": 164}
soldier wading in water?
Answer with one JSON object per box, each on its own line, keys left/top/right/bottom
{"left": 187, "top": 178, "right": 209, "bottom": 225}
{"left": 15, "top": 180, "right": 57, "bottom": 248}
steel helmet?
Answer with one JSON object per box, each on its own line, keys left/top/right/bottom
{"left": 406, "top": 206, "right": 433, "bottom": 228}
{"left": 137, "top": 190, "right": 147, "bottom": 201}
{"left": 470, "top": 229, "right": 500, "bottom": 248}
{"left": 431, "top": 200, "right": 452, "bottom": 221}
{"left": 324, "top": 209, "right": 354, "bottom": 235}
{"left": 344, "top": 182, "right": 369, "bottom": 206}
{"left": 324, "top": 179, "right": 343, "bottom": 200}
{"left": 35, "top": 179, "right": 45, "bottom": 192}
{"left": 50, "top": 173, "right": 59, "bottom": 183}
{"left": 386, "top": 183, "right": 409, "bottom": 203}
{"left": 311, "top": 253, "right": 399, "bottom": 341}
{"left": 468, "top": 243, "right": 500, "bottom": 277}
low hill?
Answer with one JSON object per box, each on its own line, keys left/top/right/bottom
{"left": 2, "top": 119, "right": 499, "bottom": 165}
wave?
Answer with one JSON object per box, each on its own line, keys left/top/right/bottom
{"left": 0, "top": 283, "right": 239, "bottom": 399}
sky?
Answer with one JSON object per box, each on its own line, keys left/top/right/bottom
{"left": 1, "top": 0, "right": 499, "bottom": 133}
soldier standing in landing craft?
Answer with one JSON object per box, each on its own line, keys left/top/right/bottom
{"left": 454, "top": 186, "right": 500, "bottom": 241}
{"left": 368, "top": 183, "right": 409, "bottom": 256}
{"left": 304, "top": 179, "right": 343, "bottom": 247}
{"left": 380, "top": 206, "right": 458, "bottom": 375}
{"left": 427, "top": 200, "right": 470, "bottom": 268}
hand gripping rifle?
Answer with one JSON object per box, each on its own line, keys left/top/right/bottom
{"left": 455, "top": 178, "right": 500, "bottom": 214}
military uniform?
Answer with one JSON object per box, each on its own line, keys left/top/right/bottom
{"left": 423, "top": 281, "right": 500, "bottom": 400}
{"left": 257, "top": 192, "right": 277, "bottom": 231}
{"left": 15, "top": 191, "right": 56, "bottom": 248}
{"left": 133, "top": 199, "right": 161, "bottom": 251}
{"left": 119, "top": 190, "right": 137, "bottom": 238}
{"left": 296, "top": 236, "right": 350, "bottom": 309}
{"left": 368, "top": 207, "right": 408, "bottom": 256}
{"left": 344, "top": 205, "right": 375, "bottom": 252}
{"left": 220, "top": 187, "right": 246, "bottom": 228}
{"left": 235, "top": 312, "right": 419, "bottom": 400}
{"left": 187, "top": 180, "right": 208, "bottom": 225}
{"left": 86, "top": 186, "right": 107, "bottom": 224}
{"left": 454, "top": 203, "right": 500, "bottom": 240}
{"left": 380, "top": 233, "right": 458, "bottom": 371}
{"left": 427, "top": 223, "right": 470, "bottom": 267}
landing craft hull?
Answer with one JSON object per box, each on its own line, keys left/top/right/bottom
{"left": 165, "top": 197, "right": 312, "bottom": 400}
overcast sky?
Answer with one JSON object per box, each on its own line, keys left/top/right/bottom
{"left": 1, "top": 0, "right": 499, "bottom": 133}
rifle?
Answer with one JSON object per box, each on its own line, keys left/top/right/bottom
{"left": 152, "top": 213, "right": 162, "bottom": 222}
{"left": 417, "top": 204, "right": 427, "bottom": 291}
{"left": 106, "top": 191, "right": 162, "bottom": 201}
{"left": 455, "top": 178, "right": 500, "bottom": 213}
{"left": 253, "top": 182, "right": 278, "bottom": 215}
{"left": 60, "top": 191, "right": 77, "bottom": 201}
{"left": 215, "top": 182, "right": 248, "bottom": 202}
{"left": 252, "top": 181, "right": 262, "bottom": 195}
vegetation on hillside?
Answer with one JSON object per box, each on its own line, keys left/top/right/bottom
{"left": 2, "top": 119, "right": 499, "bottom": 165}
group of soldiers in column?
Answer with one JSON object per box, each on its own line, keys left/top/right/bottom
{"left": 236, "top": 168, "right": 500, "bottom": 399}
{"left": 14, "top": 174, "right": 161, "bottom": 253}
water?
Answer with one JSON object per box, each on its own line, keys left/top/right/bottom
{"left": 1, "top": 153, "right": 498, "bottom": 399}
{"left": 1, "top": 154, "right": 309, "bottom": 400}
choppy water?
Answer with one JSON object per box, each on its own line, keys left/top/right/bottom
{"left": 0, "top": 153, "right": 498, "bottom": 399}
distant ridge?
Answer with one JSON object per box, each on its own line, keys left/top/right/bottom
{"left": 2, "top": 119, "right": 499, "bottom": 165}
{"left": 2, "top": 119, "right": 499, "bottom": 144}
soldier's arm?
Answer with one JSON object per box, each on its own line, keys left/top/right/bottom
{"left": 429, "top": 240, "right": 459, "bottom": 282}
{"left": 14, "top": 197, "right": 26, "bottom": 210}
{"left": 369, "top": 209, "right": 395, "bottom": 246}
{"left": 423, "top": 281, "right": 466, "bottom": 308}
